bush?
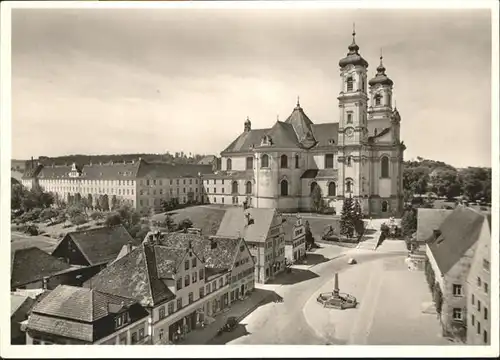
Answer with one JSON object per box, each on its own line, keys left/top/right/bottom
{"left": 90, "top": 211, "right": 104, "bottom": 221}
{"left": 25, "top": 224, "right": 39, "bottom": 236}
{"left": 71, "top": 214, "right": 88, "bottom": 226}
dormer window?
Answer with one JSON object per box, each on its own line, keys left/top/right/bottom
{"left": 375, "top": 93, "right": 382, "bottom": 106}
{"left": 114, "top": 312, "right": 130, "bottom": 329}
{"left": 346, "top": 76, "right": 353, "bottom": 91}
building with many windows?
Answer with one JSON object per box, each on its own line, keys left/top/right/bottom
{"left": 205, "top": 31, "right": 405, "bottom": 217}
{"left": 466, "top": 214, "right": 491, "bottom": 345}
{"left": 285, "top": 215, "right": 307, "bottom": 263}
{"left": 423, "top": 206, "right": 490, "bottom": 342}
{"left": 84, "top": 230, "right": 254, "bottom": 344}
{"left": 216, "top": 207, "right": 286, "bottom": 284}
{"left": 21, "top": 159, "right": 213, "bottom": 213}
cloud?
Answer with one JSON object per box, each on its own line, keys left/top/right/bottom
{"left": 11, "top": 8, "right": 492, "bottom": 167}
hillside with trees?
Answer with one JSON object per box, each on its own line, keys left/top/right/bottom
{"left": 35, "top": 151, "right": 210, "bottom": 166}
{"left": 403, "top": 156, "right": 491, "bottom": 204}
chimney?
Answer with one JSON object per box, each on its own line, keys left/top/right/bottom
{"left": 433, "top": 229, "right": 442, "bottom": 240}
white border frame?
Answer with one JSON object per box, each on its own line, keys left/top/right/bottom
{"left": 1, "top": 1, "right": 498, "bottom": 358}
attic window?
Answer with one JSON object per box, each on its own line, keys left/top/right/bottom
{"left": 328, "top": 139, "right": 335, "bottom": 145}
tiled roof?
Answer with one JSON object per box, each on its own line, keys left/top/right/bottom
{"left": 24, "top": 159, "right": 213, "bottom": 180}
{"left": 284, "top": 103, "right": 315, "bottom": 143}
{"left": 160, "top": 232, "right": 240, "bottom": 271}
{"left": 36, "top": 161, "right": 141, "bottom": 181}
{"left": 85, "top": 244, "right": 176, "bottom": 307}
{"left": 262, "top": 121, "right": 300, "bottom": 148}
{"left": 11, "top": 247, "right": 72, "bottom": 288}
{"left": 137, "top": 162, "right": 213, "bottom": 178}
{"left": 428, "top": 206, "right": 486, "bottom": 274}
{"left": 63, "top": 225, "right": 136, "bottom": 266}
{"left": 28, "top": 313, "right": 94, "bottom": 342}
{"left": 32, "top": 285, "right": 136, "bottom": 322}
{"left": 311, "top": 123, "right": 338, "bottom": 148}
{"left": 216, "top": 207, "right": 276, "bottom": 243}
{"left": 416, "top": 209, "right": 453, "bottom": 243}
{"left": 300, "top": 168, "right": 338, "bottom": 179}
{"left": 221, "top": 128, "right": 269, "bottom": 154}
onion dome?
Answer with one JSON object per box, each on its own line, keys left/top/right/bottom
{"left": 369, "top": 55, "right": 393, "bottom": 87}
{"left": 339, "top": 29, "right": 369, "bottom": 68}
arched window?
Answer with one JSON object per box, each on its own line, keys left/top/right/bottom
{"left": 347, "top": 113, "right": 353, "bottom": 124}
{"left": 310, "top": 182, "right": 318, "bottom": 195}
{"left": 346, "top": 156, "right": 352, "bottom": 166}
{"left": 328, "top": 182, "right": 336, "bottom": 196}
{"left": 226, "top": 158, "right": 232, "bottom": 171}
{"left": 381, "top": 156, "right": 389, "bottom": 178}
{"left": 261, "top": 154, "right": 269, "bottom": 168}
{"left": 346, "top": 76, "right": 353, "bottom": 92}
{"left": 375, "top": 93, "right": 382, "bottom": 106}
{"left": 245, "top": 181, "right": 252, "bottom": 195}
{"left": 345, "top": 179, "right": 353, "bottom": 193}
{"left": 295, "top": 154, "right": 299, "bottom": 168}
{"left": 280, "top": 180, "right": 288, "bottom": 196}
{"left": 231, "top": 181, "right": 238, "bottom": 194}
{"left": 381, "top": 200, "right": 389, "bottom": 213}
{"left": 246, "top": 157, "right": 254, "bottom": 170}
{"left": 280, "top": 155, "right": 288, "bottom": 168}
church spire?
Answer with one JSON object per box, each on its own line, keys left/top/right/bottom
{"left": 348, "top": 22, "right": 359, "bottom": 54}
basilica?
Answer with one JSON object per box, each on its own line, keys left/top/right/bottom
{"left": 204, "top": 31, "right": 406, "bottom": 217}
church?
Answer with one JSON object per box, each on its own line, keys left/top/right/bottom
{"left": 203, "top": 31, "right": 406, "bottom": 218}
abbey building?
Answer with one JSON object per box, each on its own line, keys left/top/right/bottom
{"left": 204, "top": 31, "right": 406, "bottom": 217}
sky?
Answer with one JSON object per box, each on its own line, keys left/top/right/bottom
{"left": 11, "top": 7, "right": 492, "bottom": 167}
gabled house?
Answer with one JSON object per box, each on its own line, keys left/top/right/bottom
{"left": 465, "top": 214, "right": 491, "bottom": 345}
{"left": 51, "top": 225, "right": 136, "bottom": 268}
{"left": 160, "top": 232, "right": 255, "bottom": 308}
{"left": 416, "top": 208, "right": 453, "bottom": 245}
{"left": 11, "top": 247, "right": 72, "bottom": 291}
{"left": 24, "top": 285, "right": 150, "bottom": 345}
{"left": 84, "top": 234, "right": 223, "bottom": 344}
{"left": 424, "top": 206, "right": 488, "bottom": 342}
{"left": 284, "top": 215, "right": 307, "bottom": 262}
{"left": 217, "top": 207, "right": 285, "bottom": 283}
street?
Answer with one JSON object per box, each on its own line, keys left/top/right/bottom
{"left": 209, "top": 244, "right": 410, "bottom": 345}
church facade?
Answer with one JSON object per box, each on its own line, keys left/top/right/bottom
{"left": 203, "top": 32, "right": 406, "bottom": 217}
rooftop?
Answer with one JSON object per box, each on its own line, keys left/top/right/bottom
{"left": 216, "top": 207, "right": 278, "bottom": 243}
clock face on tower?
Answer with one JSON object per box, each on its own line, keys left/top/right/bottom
{"left": 345, "top": 127, "right": 354, "bottom": 137}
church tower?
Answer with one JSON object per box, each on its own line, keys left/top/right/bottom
{"left": 336, "top": 27, "right": 370, "bottom": 210}
{"left": 367, "top": 53, "right": 405, "bottom": 217}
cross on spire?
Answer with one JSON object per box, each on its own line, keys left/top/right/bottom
{"left": 297, "top": 96, "right": 300, "bottom": 107}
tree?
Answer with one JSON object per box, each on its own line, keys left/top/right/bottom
{"left": 433, "top": 283, "right": 443, "bottom": 315}
{"left": 40, "top": 208, "right": 60, "bottom": 224}
{"left": 177, "top": 218, "right": 193, "bottom": 231}
{"left": 425, "top": 259, "right": 436, "bottom": 293}
{"left": 101, "top": 194, "right": 110, "bottom": 211}
{"left": 340, "top": 196, "right": 355, "bottom": 239}
{"left": 66, "top": 204, "right": 87, "bottom": 225}
{"left": 304, "top": 220, "right": 314, "bottom": 248}
{"left": 105, "top": 204, "right": 142, "bottom": 237}
{"left": 401, "top": 207, "right": 418, "bottom": 238}
{"left": 459, "top": 167, "right": 491, "bottom": 202}
{"left": 11, "top": 183, "right": 27, "bottom": 210}
{"left": 352, "top": 199, "right": 364, "bottom": 236}
{"left": 71, "top": 214, "right": 88, "bottom": 226}
{"left": 430, "top": 169, "right": 462, "bottom": 199}
{"left": 310, "top": 185, "right": 324, "bottom": 213}
{"left": 74, "top": 192, "right": 82, "bottom": 204}
{"left": 111, "top": 195, "right": 119, "bottom": 210}
{"left": 87, "top": 194, "right": 93, "bottom": 210}
{"left": 152, "top": 214, "right": 176, "bottom": 232}
{"left": 90, "top": 211, "right": 105, "bottom": 221}
{"left": 403, "top": 166, "right": 430, "bottom": 196}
